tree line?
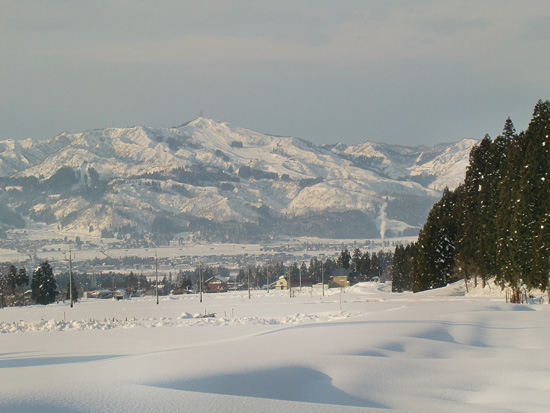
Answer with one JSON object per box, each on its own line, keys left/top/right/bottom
{"left": 392, "top": 100, "right": 550, "bottom": 301}
{"left": 170, "top": 249, "right": 393, "bottom": 291}
{"left": 0, "top": 245, "right": 394, "bottom": 307}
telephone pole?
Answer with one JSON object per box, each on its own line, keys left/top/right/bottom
{"left": 321, "top": 260, "right": 325, "bottom": 297}
{"left": 288, "top": 266, "right": 292, "bottom": 298}
{"left": 66, "top": 249, "right": 76, "bottom": 308}
{"left": 247, "top": 264, "right": 251, "bottom": 299}
{"left": 155, "top": 253, "right": 159, "bottom": 305}
{"left": 199, "top": 262, "right": 203, "bottom": 303}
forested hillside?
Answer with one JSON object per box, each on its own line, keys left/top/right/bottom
{"left": 393, "top": 100, "right": 550, "bottom": 301}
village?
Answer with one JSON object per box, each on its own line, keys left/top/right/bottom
{"left": 0, "top": 223, "right": 406, "bottom": 307}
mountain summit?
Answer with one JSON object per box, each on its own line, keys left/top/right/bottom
{"left": 0, "top": 119, "right": 477, "bottom": 242}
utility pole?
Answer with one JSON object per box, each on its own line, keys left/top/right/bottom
{"left": 247, "top": 264, "right": 251, "bottom": 300}
{"left": 199, "top": 262, "right": 203, "bottom": 303}
{"left": 300, "top": 263, "right": 303, "bottom": 292}
{"left": 155, "top": 253, "right": 159, "bottom": 305}
{"left": 66, "top": 249, "right": 75, "bottom": 308}
{"left": 322, "top": 260, "right": 325, "bottom": 297}
{"left": 69, "top": 249, "right": 73, "bottom": 308}
{"left": 289, "top": 265, "right": 292, "bottom": 298}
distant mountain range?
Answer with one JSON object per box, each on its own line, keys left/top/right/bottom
{"left": 0, "top": 118, "right": 477, "bottom": 242}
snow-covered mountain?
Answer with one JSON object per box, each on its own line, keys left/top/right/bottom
{"left": 0, "top": 118, "right": 477, "bottom": 242}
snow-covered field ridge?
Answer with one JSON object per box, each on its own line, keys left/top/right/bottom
{"left": 0, "top": 118, "right": 477, "bottom": 240}
{"left": 2, "top": 280, "right": 549, "bottom": 412}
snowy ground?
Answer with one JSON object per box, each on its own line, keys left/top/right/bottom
{"left": 1, "top": 281, "right": 550, "bottom": 412}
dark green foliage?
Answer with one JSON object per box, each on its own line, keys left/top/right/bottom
{"left": 337, "top": 249, "right": 351, "bottom": 269}
{"left": 31, "top": 261, "right": 58, "bottom": 305}
{"left": 0, "top": 265, "right": 29, "bottom": 307}
{"left": 6, "top": 264, "right": 18, "bottom": 291}
{"left": 170, "top": 166, "right": 238, "bottom": 186}
{"left": 360, "top": 252, "right": 371, "bottom": 279}
{"left": 369, "top": 252, "right": 381, "bottom": 279}
{"left": 17, "top": 267, "right": 29, "bottom": 288}
{"left": 392, "top": 244, "right": 416, "bottom": 292}
{"left": 151, "top": 216, "right": 173, "bottom": 234}
{"left": 351, "top": 248, "right": 362, "bottom": 272}
{"left": 101, "top": 228, "right": 115, "bottom": 238}
{"left": 46, "top": 167, "right": 78, "bottom": 192}
{"left": 87, "top": 167, "right": 100, "bottom": 186}
{"left": 405, "top": 101, "right": 550, "bottom": 296}
{"left": 413, "top": 188, "right": 458, "bottom": 292}
{"left": 498, "top": 100, "right": 550, "bottom": 292}
{"left": 238, "top": 166, "right": 278, "bottom": 180}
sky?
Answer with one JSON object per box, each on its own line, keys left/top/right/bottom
{"left": 1, "top": 0, "right": 550, "bottom": 146}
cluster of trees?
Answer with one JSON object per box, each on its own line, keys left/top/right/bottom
{"left": 172, "top": 249, "right": 393, "bottom": 292}
{"left": 338, "top": 248, "right": 393, "bottom": 280}
{"left": 219, "top": 249, "right": 393, "bottom": 289}
{"left": 392, "top": 101, "right": 550, "bottom": 300}
{"left": 0, "top": 264, "right": 29, "bottom": 307}
{"left": 0, "top": 261, "right": 58, "bottom": 307}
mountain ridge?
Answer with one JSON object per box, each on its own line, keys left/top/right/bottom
{"left": 0, "top": 118, "right": 477, "bottom": 243}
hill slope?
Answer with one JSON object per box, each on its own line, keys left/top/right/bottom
{"left": 0, "top": 118, "right": 477, "bottom": 242}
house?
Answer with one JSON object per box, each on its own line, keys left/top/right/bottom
{"left": 205, "top": 276, "right": 227, "bottom": 293}
{"left": 330, "top": 268, "right": 350, "bottom": 287}
{"left": 87, "top": 289, "right": 113, "bottom": 299}
{"left": 144, "top": 284, "right": 168, "bottom": 296}
{"left": 348, "top": 271, "right": 361, "bottom": 285}
{"left": 171, "top": 287, "right": 192, "bottom": 295}
{"left": 274, "top": 276, "right": 288, "bottom": 290}
{"left": 113, "top": 289, "right": 127, "bottom": 300}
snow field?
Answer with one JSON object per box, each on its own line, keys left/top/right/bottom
{"left": 1, "top": 282, "right": 550, "bottom": 412}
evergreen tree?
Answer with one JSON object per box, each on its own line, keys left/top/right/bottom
{"left": 453, "top": 184, "right": 478, "bottom": 286}
{"left": 308, "top": 257, "right": 321, "bottom": 281}
{"left": 351, "top": 248, "right": 362, "bottom": 272}
{"left": 6, "top": 264, "right": 18, "bottom": 294}
{"left": 473, "top": 130, "right": 510, "bottom": 284}
{"left": 392, "top": 244, "right": 416, "bottom": 292}
{"left": 513, "top": 101, "right": 550, "bottom": 290}
{"left": 413, "top": 188, "right": 458, "bottom": 291}
{"left": 31, "top": 261, "right": 58, "bottom": 305}
{"left": 299, "top": 262, "right": 308, "bottom": 279}
{"left": 502, "top": 116, "right": 516, "bottom": 140}
{"left": 16, "top": 266, "right": 29, "bottom": 303}
{"left": 495, "top": 132, "right": 525, "bottom": 293}
{"left": 360, "top": 252, "right": 371, "bottom": 280}
{"left": 412, "top": 101, "right": 550, "bottom": 297}
{"left": 392, "top": 245, "right": 407, "bottom": 292}
{"left": 289, "top": 262, "right": 299, "bottom": 280}
{"left": 323, "top": 258, "right": 337, "bottom": 276}
{"left": 369, "top": 252, "right": 381, "bottom": 280}
{"left": 337, "top": 249, "right": 351, "bottom": 269}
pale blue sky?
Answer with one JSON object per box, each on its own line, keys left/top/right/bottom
{"left": 1, "top": 0, "right": 549, "bottom": 145}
